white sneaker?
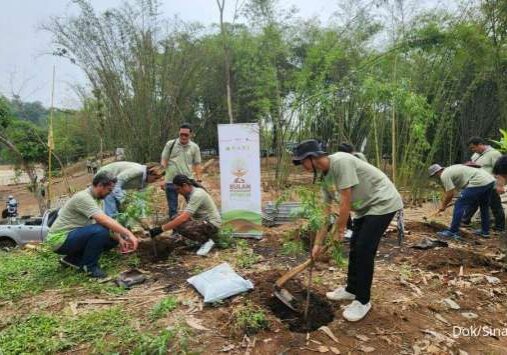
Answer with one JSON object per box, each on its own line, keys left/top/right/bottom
{"left": 342, "top": 300, "right": 371, "bottom": 322}
{"left": 344, "top": 229, "right": 353, "bottom": 239}
{"left": 326, "top": 287, "right": 356, "bottom": 301}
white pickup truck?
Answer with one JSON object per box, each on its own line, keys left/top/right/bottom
{"left": 0, "top": 210, "right": 59, "bottom": 249}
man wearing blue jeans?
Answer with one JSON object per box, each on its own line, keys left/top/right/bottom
{"left": 428, "top": 164, "right": 495, "bottom": 239}
{"left": 97, "top": 161, "right": 164, "bottom": 217}
{"left": 160, "top": 123, "right": 202, "bottom": 217}
{"left": 46, "top": 172, "right": 139, "bottom": 278}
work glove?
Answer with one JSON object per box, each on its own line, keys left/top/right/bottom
{"left": 149, "top": 226, "right": 163, "bottom": 238}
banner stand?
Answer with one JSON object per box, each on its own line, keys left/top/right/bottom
{"left": 218, "top": 123, "right": 263, "bottom": 239}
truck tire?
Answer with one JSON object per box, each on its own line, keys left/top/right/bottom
{"left": 0, "top": 237, "right": 17, "bottom": 251}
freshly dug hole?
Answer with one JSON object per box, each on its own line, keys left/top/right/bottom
{"left": 267, "top": 290, "right": 334, "bottom": 332}
{"left": 249, "top": 271, "right": 334, "bottom": 332}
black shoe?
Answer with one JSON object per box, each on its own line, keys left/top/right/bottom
{"left": 462, "top": 220, "right": 472, "bottom": 226}
{"left": 59, "top": 256, "right": 80, "bottom": 269}
{"left": 493, "top": 226, "right": 505, "bottom": 232}
{"left": 82, "top": 265, "right": 107, "bottom": 279}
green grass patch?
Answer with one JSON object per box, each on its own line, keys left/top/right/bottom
{"left": 0, "top": 306, "right": 190, "bottom": 354}
{"left": 150, "top": 296, "right": 179, "bottom": 320}
{"left": 235, "top": 240, "right": 260, "bottom": 268}
{"left": 231, "top": 302, "right": 269, "bottom": 335}
{"left": 0, "top": 307, "right": 135, "bottom": 354}
{"left": 0, "top": 248, "right": 133, "bottom": 302}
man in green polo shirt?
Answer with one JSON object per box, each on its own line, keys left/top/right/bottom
{"left": 47, "top": 171, "right": 139, "bottom": 278}
{"left": 98, "top": 161, "right": 164, "bottom": 217}
{"left": 462, "top": 137, "right": 504, "bottom": 231}
{"left": 292, "top": 139, "right": 403, "bottom": 322}
{"left": 428, "top": 163, "right": 495, "bottom": 239}
{"left": 161, "top": 123, "right": 202, "bottom": 218}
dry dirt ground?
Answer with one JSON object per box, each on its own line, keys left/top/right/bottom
{"left": 2, "top": 160, "right": 507, "bottom": 354}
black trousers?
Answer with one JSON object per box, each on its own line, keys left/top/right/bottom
{"left": 345, "top": 211, "right": 396, "bottom": 304}
{"left": 462, "top": 190, "right": 505, "bottom": 230}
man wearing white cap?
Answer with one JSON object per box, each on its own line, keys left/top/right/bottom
{"left": 428, "top": 163, "right": 495, "bottom": 238}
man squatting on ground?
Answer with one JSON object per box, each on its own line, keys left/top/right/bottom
{"left": 46, "top": 172, "right": 139, "bottom": 278}
{"left": 97, "top": 161, "right": 165, "bottom": 217}
{"left": 149, "top": 174, "right": 222, "bottom": 245}
{"left": 462, "top": 136, "right": 505, "bottom": 231}
{"left": 428, "top": 163, "right": 495, "bottom": 239}
{"left": 292, "top": 139, "right": 403, "bottom": 322}
{"left": 161, "top": 123, "right": 202, "bottom": 218}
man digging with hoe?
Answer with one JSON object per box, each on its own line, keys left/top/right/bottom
{"left": 292, "top": 139, "right": 403, "bottom": 321}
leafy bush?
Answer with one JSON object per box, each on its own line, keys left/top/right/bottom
{"left": 117, "top": 187, "right": 156, "bottom": 228}
{"left": 216, "top": 226, "right": 236, "bottom": 249}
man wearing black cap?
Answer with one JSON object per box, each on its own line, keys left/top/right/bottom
{"left": 292, "top": 139, "right": 403, "bottom": 322}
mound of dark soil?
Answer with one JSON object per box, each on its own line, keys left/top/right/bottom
{"left": 413, "top": 248, "right": 499, "bottom": 271}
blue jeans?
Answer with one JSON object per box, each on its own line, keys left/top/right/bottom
{"left": 55, "top": 224, "right": 117, "bottom": 268}
{"left": 450, "top": 183, "right": 494, "bottom": 234}
{"left": 104, "top": 185, "right": 125, "bottom": 217}
{"left": 165, "top": 183, "right": 178, "bottom": 218}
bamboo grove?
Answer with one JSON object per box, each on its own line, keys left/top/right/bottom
{"left": 39, "top": 0, "right": 506, "bottom": 196}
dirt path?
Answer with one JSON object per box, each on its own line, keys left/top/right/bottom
{"left": 2, "top": 160, "right": 507, "bottom": 353}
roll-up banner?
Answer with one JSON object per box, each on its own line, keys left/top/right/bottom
{"left": 218, "top": 123, "right": 263, "bottom": 239}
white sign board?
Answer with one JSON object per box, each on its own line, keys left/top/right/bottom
{"left": 218, "top": 123, "right": 262, "bottom": 238}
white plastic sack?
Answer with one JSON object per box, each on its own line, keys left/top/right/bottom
{"left": 187, "top": 263, "right": 254, "bottom": 303}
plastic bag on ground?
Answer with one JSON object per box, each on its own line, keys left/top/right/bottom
{"left": 187, "top": 262, "right": 254, "bottom": 303}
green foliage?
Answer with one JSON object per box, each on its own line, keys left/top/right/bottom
{"left": 293, "top": 186, "right": 325, "bottom": 233}
{"left": 0, "top": 249, "right": 130, "bottom": 301}
{"left": 235, "top": 239, "right": 260, "bottom": 268}
{"left": 492, "top": 129, "right": 507, "bottom": 153}
{"left": 38, "top": 0, "right": 506, "bottom": 190}
{"left": 0, "top": 119, "right": 47, "bottom": 164}
{"left": 281, "top": 228, "right": 306, "bottom": 257}
{"left": 328, "top": 240, "right": 347, "bottom": 268}
{"left": 0, "top": 95, "right": 12, "bottom": 129}
{"left": 8, "top": 97, "right": 49, "bottom": 125}
{"left": 117, "top": 187, "right": 155, "bottom": 228}
{"left": 150, "top": 296, "right": 179, "bottom": 320}
{"left": 231, "top": 302, "right": 269, "bottom": 335}
{"left": 281, "top": 238, "right": 305, "bottom": 257}
{"left": 216, "top": 226, "right": 236, "bottom": 249}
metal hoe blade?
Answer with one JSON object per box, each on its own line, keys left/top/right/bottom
{"left": 274, "top": 286, "right": 301, "bottom": 312}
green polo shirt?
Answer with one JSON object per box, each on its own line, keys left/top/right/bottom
{"left": 471, "top": 146, "right": 502, "bottom": 175}
{"left": 47, "top": 188, "right": 103, "bottom": 248}
{"left": 184, "top": 188, "right": 221, "bottom": 228}
{"left": 98, "top": 161, "right": 146, "bottom": 190}
{"left": 161, "top": 139, "right": 201, "bottom": 182}
{"left": 440, "top": 165, "right": 495, "bottom": 192}
{"left": 353, "top": 152, "right": 368, "bottom": 162}
{"left": 322, "top": 152, "right": 403, "bottom": 218}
